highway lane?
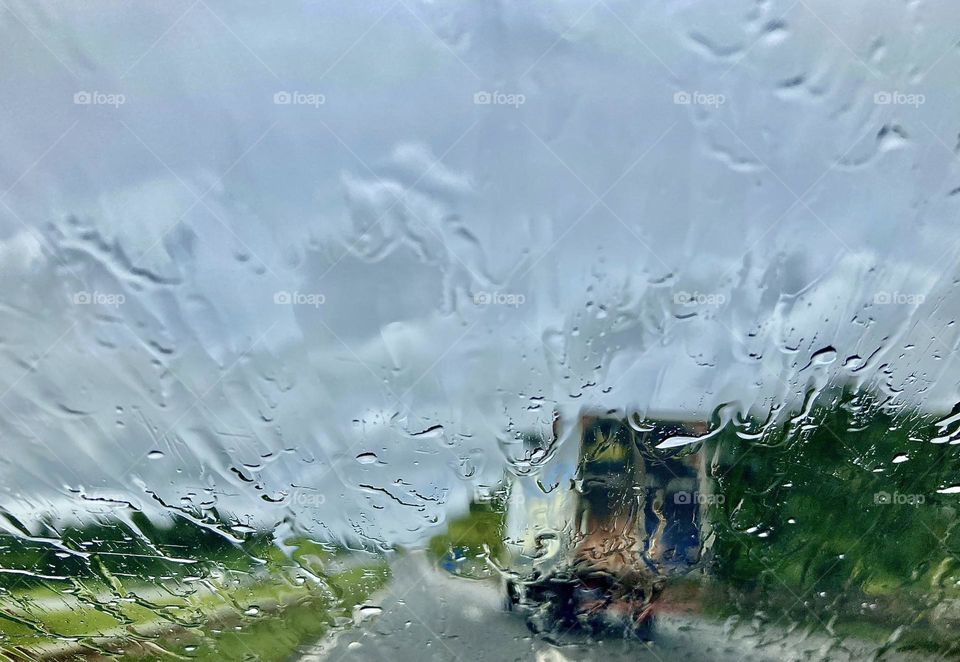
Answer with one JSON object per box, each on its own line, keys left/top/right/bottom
{"left": 297, "top": 552, "right": 920, "bottom": 662}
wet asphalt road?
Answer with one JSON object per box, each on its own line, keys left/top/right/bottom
{"left": 297, "top": 553, "right": 924, "bottom": 662}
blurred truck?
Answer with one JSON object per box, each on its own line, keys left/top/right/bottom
{"left": 502, "top": 413, "right": 712, "bottom": 638}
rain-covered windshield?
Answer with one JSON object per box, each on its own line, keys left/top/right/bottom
{"left": 2, "top": 1, "right": 960, "bottom": 660}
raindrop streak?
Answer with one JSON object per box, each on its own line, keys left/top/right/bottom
{"left": 355, "top": 604, "right": 383, "bottom": 622}
{"left": 407, "top": 425, "right": 444, "bottom": 438}
{"left": 800, "top": 346, "right": 837, "bottom": 371}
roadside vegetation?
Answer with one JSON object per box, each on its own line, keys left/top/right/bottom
{"left": 427, "top": 497, "right": 508, "bottom": 579}
{"left": 0, "top": 515, "right": 389, "bottom": 660}
{"left": 708, "top": 388, "right": 960, "bottom": 656}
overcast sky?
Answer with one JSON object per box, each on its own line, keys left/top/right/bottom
{"left": 2, "top": 0, "right": 960, "bottom": 545}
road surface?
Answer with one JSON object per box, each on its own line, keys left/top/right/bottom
{"left": 297, "top": 553, "right": 923, "bottom": 662}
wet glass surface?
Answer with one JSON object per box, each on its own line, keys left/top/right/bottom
{"left": 2, "top": 1, "right": 960, "bottom": 660}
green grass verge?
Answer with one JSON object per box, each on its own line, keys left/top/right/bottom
{"left": 0, "top": 563, "right": 389, "bottom": 660}
{"left": 124, "top": 564, "right": 390, "bottom": 662}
